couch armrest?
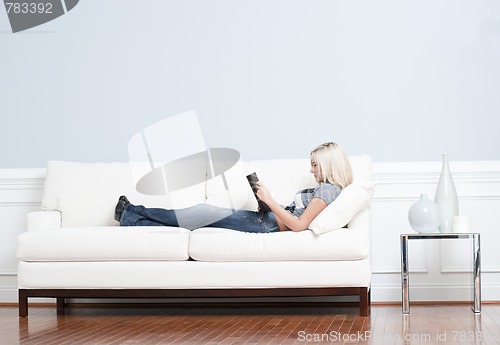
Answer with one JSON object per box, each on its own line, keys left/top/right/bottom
{"left": 27, "top": 211, "right": 62, "bottom": 231}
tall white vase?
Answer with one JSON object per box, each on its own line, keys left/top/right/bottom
{"left": 434, "top": 154, "right": 459, "bottom": 233}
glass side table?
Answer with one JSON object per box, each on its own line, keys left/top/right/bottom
{"left": 400, "top": 233, "right": 481, "bottom": 314}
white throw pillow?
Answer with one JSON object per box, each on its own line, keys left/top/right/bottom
{"left": 309, "top": 182, "right": 374, "bottom": 235}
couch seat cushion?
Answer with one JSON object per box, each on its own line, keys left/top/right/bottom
{"left": 188, "top": 228, "right": 369, "bottom": 262}
{"left": 17, "top": 227, "right": 190, "bottom": 262}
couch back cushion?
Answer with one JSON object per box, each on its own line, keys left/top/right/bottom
{"left": 41, "top": 161, "right": 206, "bottom": 227}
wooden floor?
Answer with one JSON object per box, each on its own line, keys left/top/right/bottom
{"left": 1, "top": 303, "right": 500, "bottom": 344}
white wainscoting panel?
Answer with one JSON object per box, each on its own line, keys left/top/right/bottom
{"left": 0, "top": 169, "right": 45, "bottom": 302}
{"left": 0, "top": 161, "right": 499, "bottom": 303}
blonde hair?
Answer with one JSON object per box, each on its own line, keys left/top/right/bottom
{"left": 310, "top": 142, "right": 353, "bottom": 189}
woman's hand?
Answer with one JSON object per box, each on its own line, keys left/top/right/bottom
{"left": 256, "top": 181, "right": 328, "bottom": 232}
{"left": 255, "top": 181, "right": 272, "bottom": 204}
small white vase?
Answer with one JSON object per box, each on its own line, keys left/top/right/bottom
{"left": 408, "top": 194, "right": 441, "bottom": 233}
{"left": 434, "top": 154, "right": 459, "bottom": 233}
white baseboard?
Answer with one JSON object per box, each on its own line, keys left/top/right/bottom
{"left": 372, "top": 283, "right": 500, "bottom": 304}
{"left": 0, "top": 287, "right": 18, "bottom": 304}
{"left": 3, "top": 284, "right": 499, "bottom": 305}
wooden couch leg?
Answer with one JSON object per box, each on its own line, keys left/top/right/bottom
{"left": 19, "top": 290, "right": 28, "bottom": 317}
{"left": 57, "top": 298, "right": 66, "bottom": 315}
{"left": 360, "top": 287, "right": 371, "bottom": 316}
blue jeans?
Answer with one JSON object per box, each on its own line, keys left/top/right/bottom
{"left": 120, "top": 203, "right": 280, "bottom": 233}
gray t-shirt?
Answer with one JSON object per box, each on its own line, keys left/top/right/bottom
{"left": 284, "top": 183, "right": 341, "bottom": 217}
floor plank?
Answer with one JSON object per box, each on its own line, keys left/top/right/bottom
{"left": 1, "top": 304, "right": 499, "bottom": 344}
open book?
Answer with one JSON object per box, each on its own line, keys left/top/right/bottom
{"left": 246, "top": 172, "right": 272, "bottom": 214}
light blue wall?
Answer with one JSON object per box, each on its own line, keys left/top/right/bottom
{"left": 1, "top": 0, "right": 499, "bottom": 168}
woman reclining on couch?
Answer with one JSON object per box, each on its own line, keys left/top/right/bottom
{"left": 114, "top": 142, "right": 353, "bottom": 233}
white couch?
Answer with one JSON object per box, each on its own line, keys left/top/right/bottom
{"left": 17, "top": 156, "right": 374, "bottom": 316}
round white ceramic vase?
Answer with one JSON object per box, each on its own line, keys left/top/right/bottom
{"left": 408, "top": 194, "right": 441, "bottom": 233}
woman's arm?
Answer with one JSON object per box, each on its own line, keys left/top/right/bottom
{"left": 256, "top": 182, "right": 327, "bottom": 232}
